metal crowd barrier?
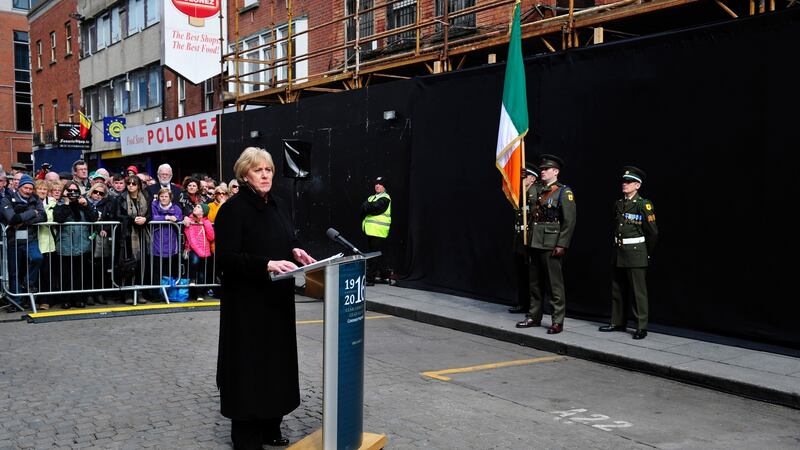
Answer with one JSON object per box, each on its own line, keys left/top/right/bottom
{"left": 1, "top": 220, "right": 219, "bottom": 313}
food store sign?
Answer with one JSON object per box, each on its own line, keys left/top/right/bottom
{"left": 121, "top": 110, "right": 219, "bottom": 155}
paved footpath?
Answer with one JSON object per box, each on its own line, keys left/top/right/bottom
{"left": 366, "top": 284, "right": 800, "bottom": 409}
{"left": 0, "top": 285, "right": 798, "bottom": 449}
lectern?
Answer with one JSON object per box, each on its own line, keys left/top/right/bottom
{"left": 272, "top": 253, "right": 387, "bottom": 450}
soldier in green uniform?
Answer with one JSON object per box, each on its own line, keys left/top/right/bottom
{"left": 509, "top": 162, "right": 540, "bottom": 313}
{"left": 599, "top": 166, "right": 658, "bottom": 340}
{"left": 516, "top": 154, "right": 576, "bottom": 334}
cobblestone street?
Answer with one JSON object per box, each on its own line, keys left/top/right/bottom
{"left": 1, "top": 299, "right": 799, "bottom": 449}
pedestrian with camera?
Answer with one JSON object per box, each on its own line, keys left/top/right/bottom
{"left": 54, "top": 181, "right": 99, "bottom": 308}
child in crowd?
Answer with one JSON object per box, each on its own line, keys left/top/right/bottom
{"left": 183, "top": 203, "right": 215, "bottom": 300}
{"left": 151, "top": 188, "right": 183, "bottom": 300}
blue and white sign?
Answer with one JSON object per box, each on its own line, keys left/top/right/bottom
{"left": 337, "top": 262, "right": 365, "bottom": 450}
{"left": 323, "top": 259, "right": 366, "bottom": 450}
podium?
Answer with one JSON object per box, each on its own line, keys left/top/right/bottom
{"left": 272, "top": 253, "right": 387, "bottom": 450}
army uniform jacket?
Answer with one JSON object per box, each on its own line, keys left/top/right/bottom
{"left": 613, "top": 193, "right": 658, "bottom": 268}
{"left": 527, "top": 181, "right": 576, "bottom": 250}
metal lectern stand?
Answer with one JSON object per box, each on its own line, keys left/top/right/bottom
{"left": 273, "top": 253, "right": 387, "bottom": 450}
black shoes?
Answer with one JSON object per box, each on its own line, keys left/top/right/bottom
{"left": 263, "top": 437, "right": 290, "bottom": 446}
{"left": 547, "top": 323, "right": 564, "bottom": 334}
{"left": 599, "top": 325, "right": 626, "bottom": 332}
{"left": 632, "top": 330, "right": 648, "bottom": 340}
{"left": 508, "top": 306, "right": 527, "bottom": 314}
{"left": 515, "top": 318, "right": 541, "bottom": 328}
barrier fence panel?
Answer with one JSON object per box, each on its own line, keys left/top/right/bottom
{"left": 2, "top": 220, "right": 219, "bottom": 312}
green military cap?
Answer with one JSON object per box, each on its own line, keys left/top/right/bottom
{"left": 539, "top": 154, "right": 564, "bottom": 170}
{"left": 622, "top": 166, "right": 646, "bottom": 183}
{"left": 525, "top": 161, "right": 540, "bottom": 178}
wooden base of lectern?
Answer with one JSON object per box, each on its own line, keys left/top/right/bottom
{"left": 287, "top": 430, "right": 387, "bottom": 450}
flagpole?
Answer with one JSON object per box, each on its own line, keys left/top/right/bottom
{"left": 521, "top": 139, "right": 528, "bottom": 246}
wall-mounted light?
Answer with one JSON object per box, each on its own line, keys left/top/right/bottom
{"left": 250, "top": 130, "right": 261, "bottom": 138}
{"left": 383, "top": 110, "right": 396, "bottom": 121}
{"left": 125, "top": 74, "right": 131, "bottom": 92}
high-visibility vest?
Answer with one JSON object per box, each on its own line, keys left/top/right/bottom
{"left": 362, "top": 192, "right": 391, "bottom": 238}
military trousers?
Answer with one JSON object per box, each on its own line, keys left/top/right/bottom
{"left": 610, "top": 267, "right": 648, "bottom": 330}
{"left": 527, "top": 248, "right": 566, "bottom": 325}
{"left": 514, "top": 250, "right": 531, "bottom": 310}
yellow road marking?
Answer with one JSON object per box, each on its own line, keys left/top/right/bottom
{"left": 296, "top": 315, "right": 393, "bottom": 325}
{"left": 421, "top": 355, "right": 566, "bottom": 381}
{"left": 28, "top": 301, "right": 221, "bottom": 318}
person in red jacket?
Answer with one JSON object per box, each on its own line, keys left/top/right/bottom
{"left": 184, "top": 202, "right": 215, "bottom": 300}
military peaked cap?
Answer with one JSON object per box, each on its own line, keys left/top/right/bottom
{"left": 622, "top": 166, "right": 646, "bottom": 183}
{"left": 539, "top": 154, "right": 564, "bottom": 170}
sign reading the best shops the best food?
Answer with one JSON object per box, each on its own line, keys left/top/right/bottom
{"left": 162, "top": 0, "right": 226, "bottom": 84}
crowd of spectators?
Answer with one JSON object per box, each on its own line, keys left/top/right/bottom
{"left": 0, "top": 161, "right": 237, "bottom": 313}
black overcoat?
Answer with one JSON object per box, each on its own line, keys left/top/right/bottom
{"left": 215, "top": 185, "right": 301, "bottom": 420}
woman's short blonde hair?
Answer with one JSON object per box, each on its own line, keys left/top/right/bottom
{"left": 34, "top": 179, "right": 47, "bottom": 191}
{"left": 47, "top": 180, "right": 64, "bottom": 194}
{"left": 87, "top": 183, "right": 107, "bottom": 196}
{"left": 157, "top": 187, "right": 173, "bottom": 200}
{"left": 233, "top": 147, "right": 274, "bottom": 182}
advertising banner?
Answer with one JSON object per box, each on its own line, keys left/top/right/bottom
{"left": 162, "top": 0, "right": 227, "bottom": 84}
{"left": 56, "top": 123, "right": 92, "bottom": 149}
{"left": 103, "top": 117, "right": 126, "bottom": 142}
{"left": 121, "top": 110, "right": 219, "bottom": 155}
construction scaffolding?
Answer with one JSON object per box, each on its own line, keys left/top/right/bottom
{"left": 222, "top": 0, "right": 794, "bottom": 107}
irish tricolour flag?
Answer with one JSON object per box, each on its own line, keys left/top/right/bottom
{"left": 495, "top": 1, "right": 528, "bottom": 208}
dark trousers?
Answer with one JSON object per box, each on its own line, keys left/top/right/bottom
{"left": 513, "top": 250, "right": 530, "bottom": 309}
{"left": 528, "top": 247, "right": 566, "bottom": 325}
{"left": 611, "top": 267, "right": 649, "bottom": 330}
{"left": 366, "top": 236, "right": 389, "bottom": 281}
{"left": 231, "top": 417, "right": 282, "bottom": 450}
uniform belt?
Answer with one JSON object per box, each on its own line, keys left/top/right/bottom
{"left": 616, "top": 236, "right": 645, "bottom": 245}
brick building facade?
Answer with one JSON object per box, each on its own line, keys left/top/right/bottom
{"left": 0, "top": 0, "right": 33, "bottom": 171}
{"left": 29, "top": 0, "right": 80, "bottom": 150}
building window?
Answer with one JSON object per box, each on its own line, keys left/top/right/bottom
{"left": 148, "top": 66, "right": 161, "bottom": 108}
{"left": 84, "top": 89, "right": 99, "bottom": 120}
{"left": 111, "top": 7, "right": 121, "bottom": 43}
{"left": 67, "top": 94, "right": 75, "bottom": 122}
{"left": 65, "top": 22, "right": 73, "bottom": 55}
{"left": 36, "top": 40, "right": 42, "bottom": 69}
{"left": 113, "top": 78, "right": 124, "bottom": 116}
{"left": 97, "top": 13, "right": 110, "bottom": 50}
{"left": 38, "top": 104, "right": 44, "bottom": 136}
{"left": 128, "top": 0, "right": 144, "bottom": 35}
{"left": 145, "top": 0, "right": 160, "bottom": 26}
{"left": 243, "top": 0, "right": 258, "bottom": 7}
{"left": 50, "top": 31, "right": 57, "bottom": 62}
{"left": 435, "top": 0, "right": 476, "bottom": 32}
{"left": 52, "top": 100, "right": 59, "bottom": 128}
{"left": 204, "top": 79, "right": 214, "bottom": 111}
{"left": 12, "top": 0, "right": 30, "bottom": 10}
{"left": 345, "top": 0, "right": 374, "bottom": 63}
{"left": 82, "top": 21, "right": 98, "bottom": 56}
{"left": 13, "top": 31, "right": 32, "bottom": 132}
{"left": 386, "top": 0, "right": 416, "bottom": 47}
{"left": 177, "top": 77, "right": 186, "bottom": 117}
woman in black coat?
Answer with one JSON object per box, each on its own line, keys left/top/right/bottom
{"left": 215, "top": 147, "right": 315, "bottom": 450}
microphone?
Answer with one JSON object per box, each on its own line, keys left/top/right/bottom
{"left": 326, "top": 228, "right": 363, "bottom": 255}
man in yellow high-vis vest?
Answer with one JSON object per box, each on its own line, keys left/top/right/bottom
{"left": 361, "top": 176, "right": 392, "bottom": 286}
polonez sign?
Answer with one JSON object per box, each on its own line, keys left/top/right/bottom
{"left": 121, "top": 110, "right": 218, "bottom": 155}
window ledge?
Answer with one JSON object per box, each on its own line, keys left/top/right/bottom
{"left": 239, "top": 2, "right": 259, "bottom": 14}
{"left": 49, "top": 60, "right": 57, "bottom": 66}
